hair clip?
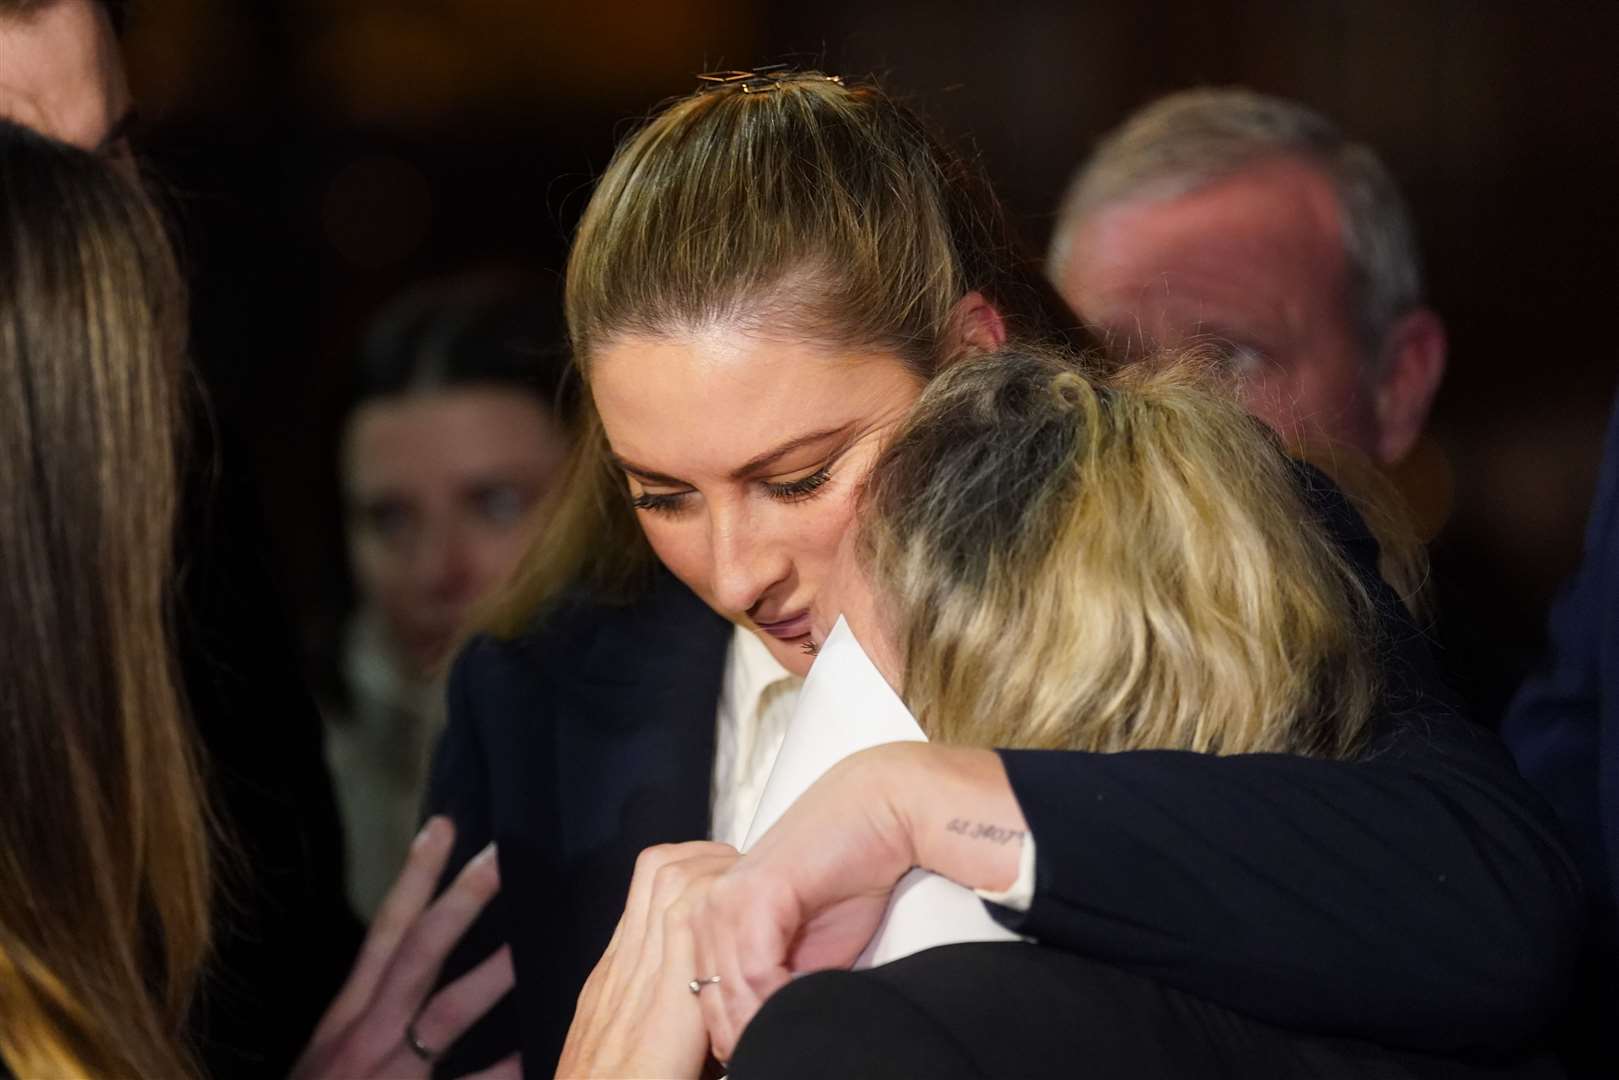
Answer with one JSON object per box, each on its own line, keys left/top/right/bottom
{"left": 695, "top": 65, "right": 842, "bottom": 95}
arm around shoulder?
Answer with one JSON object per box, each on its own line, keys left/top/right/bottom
{"left": 977, "top": 723, "right": 1582, "bottom": 1054}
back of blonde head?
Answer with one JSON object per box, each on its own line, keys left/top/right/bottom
{"left": 862, "top": 349, "right": 1380, "bottom": 758}
{"left": 483, "top": 72, "right": 1083, "bottom": 637}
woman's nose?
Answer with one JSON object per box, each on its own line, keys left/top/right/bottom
{"left": 412, "top": 519, "right": 477, "bottom": 603}
{"left": 707, "top": 506, "right": 789, "bottom": 616}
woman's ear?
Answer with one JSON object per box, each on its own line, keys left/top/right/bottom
{"left": 947, "top": 291, "right": 1007, "bottom": 358}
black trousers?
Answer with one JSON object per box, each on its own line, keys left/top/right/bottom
{"left": 728, "top": 944, "right": 1564, "bottom": 1080}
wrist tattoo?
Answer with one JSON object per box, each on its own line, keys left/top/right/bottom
{"left": 945, "top": 818, "right": 1026, "bottom": 846}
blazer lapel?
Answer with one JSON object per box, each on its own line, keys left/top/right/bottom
{"left": 546, "top": 570, "right": 732, "bottom": 972}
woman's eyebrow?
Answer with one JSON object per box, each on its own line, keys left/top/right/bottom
{"left": 610, "top": 456, "right": 687, "bottom": 486}
{"left": 610, "top": 424, "right": 855, "bottom": 487}
{"left": 728, "top": 423, "right": 854, "bottom": 480}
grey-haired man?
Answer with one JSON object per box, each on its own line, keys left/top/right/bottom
{"left": 1051, "top": 88, "right": 1447, "bottom": 466}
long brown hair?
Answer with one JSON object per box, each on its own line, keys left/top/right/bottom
{"left": 481, "top": 71, "right": 1087, "bottom": 637}
{"left": 0, "top": 121, "right": 210, "bottom": 1079}
{"left": 860, "top": 348, "right": 1381, "bottom": 759}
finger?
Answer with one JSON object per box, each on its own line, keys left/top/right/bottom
{"left": 410, "top": 944, "right": 514, "bottom": 1057}
{"left": 648, "top": 889, "right": 719, "bottom": 1074}
{"left": 461, "top": 1052, "right": 522, "bottom": 1080}
{"left": 598, "top": 844, "right": 684, "bottom": 1001}
{"left": 372, "top": 841, "right": 502, "bottom": 1021}
{"left": 658, "top": 889, "right": 705, "bottom": 1023}
{"left": 617, "top": 842, "right": 735, "bottom": 959}
{"left": 694, "top": 874, "right": 787, "bottom": 1063}
{"left": 315, "top": 817, "right": 456, "bottom": 1039}
{"left": 690, "top": 884, "right": 742, "bottom": 1061}
{"left": 639, "top": 852, "right": 738, "bottom": 981}
{"left": 598, "top": 845, "right": 735, "bottom": 1009}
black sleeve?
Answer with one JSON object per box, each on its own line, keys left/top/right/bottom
{"left": 995, "top": 714, "right": 1580, "bottom": 1054}
{"left": 421, "top": 640, "right": 520, "bottom": 1077}
{"left": 988, "top": 474, "right": 1584, "bottom": 1055}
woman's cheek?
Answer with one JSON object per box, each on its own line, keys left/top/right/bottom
{"left": 637, "top": 517, "right": 712, "bottom": 598}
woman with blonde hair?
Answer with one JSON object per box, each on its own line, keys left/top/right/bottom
{"left": 425, "top": 71, "right": 1578, "bottom": 1077}
{"left": 0, "top": 120, "right": 524, "bottom": 1080}
{"left": 836, "top": 348, "right": 1386, "bottom": 761}
{"left": 557, "top": 352, "right": 1466, "bottom": 1077}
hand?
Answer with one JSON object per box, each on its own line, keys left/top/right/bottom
{"left": 555, "top": 841, "right": 738, "bottom": 1079}
{"left": 688, "top": 742, "right": 1025, "bottom": 1062}
{"left": 685, "top": 747, "right": 911, "bottom": 1062}
{"left": 290, "top": 816, "right": 519, "bottom": 1080}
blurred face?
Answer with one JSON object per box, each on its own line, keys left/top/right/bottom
{"left": 591, "top": 327, "right": 923, "bottom": 677}
{"left": 344, "top": 387, "right": 569, "bottom": 676}
{"left": 1055, "top": 158, "right": 1380, "bottom": 456}
{"left": 0, "top": 0, "right": 135, "bottom": 159}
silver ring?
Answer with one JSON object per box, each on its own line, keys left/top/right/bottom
{"left": 688, "top": 974, "right": 722, "bottom": 994}
{"left": 404, "top": 1018, "right": 440, "bottom": 1062}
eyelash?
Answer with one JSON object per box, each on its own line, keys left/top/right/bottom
{"left": 766, "top": 467, "right": 832, "bottom": 502}
{"left": 630, "top": 491, "right": 686, "bottom": 515}
{"left": 629, "top": 467, "right": 834, "bottom": 516}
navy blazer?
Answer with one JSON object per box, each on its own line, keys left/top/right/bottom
{"left": 1504, "top": 392, "right": 1619, "bottom": 1055}
{"left": 427, "top": 475, "right": 1583, "bottom": 1076}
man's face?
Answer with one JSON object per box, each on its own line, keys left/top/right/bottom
{"left": 0, "top": 0, "right": 132, "bottom": 155}
{"left": 1056, "top": 158, "right": 1382, "bottom": 458}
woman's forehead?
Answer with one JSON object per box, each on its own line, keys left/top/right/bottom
{"left": 591, "top": 329, "right": 921, "bottom": 478}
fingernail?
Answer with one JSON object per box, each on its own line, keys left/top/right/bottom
{"left": 413, "top": 816, "right": 446, "bottom": 850}
{"left": 472, "top": 841, "right": 497, "bottom": 866}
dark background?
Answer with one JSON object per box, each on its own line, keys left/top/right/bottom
{"left": 123, "top": 0, "right": 1619, "bottom": 725}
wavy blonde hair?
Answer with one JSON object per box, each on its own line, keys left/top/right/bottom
{"left": 479, "top": 71, "right": 1084, "bottom": 637}
{"left": 0, "top": 122, "right": 209, "bottom": 1079}
{"left": 860, "top": 348, "right": 1383, "bottom": 758}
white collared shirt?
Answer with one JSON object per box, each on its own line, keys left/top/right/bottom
{"left": 707, "top": 623, "right": 1037, "bottom": 912}
{"left": 710, "top": 625, "right": 802, "bottom": 850}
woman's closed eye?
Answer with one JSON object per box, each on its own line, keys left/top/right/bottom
{"left": 630, "top": 488, "right": 692, "bottom": 515}
{"left": 627, "top": 464, "right": 836, "bottom": 516}
{"left": 764, "top": 465, "right": 832, "bottom": 503}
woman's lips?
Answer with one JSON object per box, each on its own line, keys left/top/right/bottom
{"left": 755, "top": 611, "right": 813, "bottom": 640}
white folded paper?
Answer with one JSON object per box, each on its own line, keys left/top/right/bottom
{"left": 742, "top": 617, "right": 1021, "bottom": 968}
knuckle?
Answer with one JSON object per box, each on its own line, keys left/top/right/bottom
{"left": 634, "top": 843, "right": 678, "bottom": 878}
{"left": 651, "top": 858, "right": 692, "bottom": 899}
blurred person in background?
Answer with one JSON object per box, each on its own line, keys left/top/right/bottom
{"left": 1048, "top": 87, "right": 1447, "bottom": 468}
{"left": 1051, "top": 90, "right": 1607, "bottom": 1067}
{"left": 330, "top": 272, "right": 574, "bottom": 919}
{"left": 0, "top": 1, "right": 364, "bottom": 1074}
{"left": 0, "top": 118, "right": 518, "bottom": 1080}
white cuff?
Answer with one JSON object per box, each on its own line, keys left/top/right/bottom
{"left": 972, "top": 831, "right": 1036, "bottom": 912}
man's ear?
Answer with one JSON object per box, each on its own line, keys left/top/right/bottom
{"left": 1373, "top": 307, "right": 1447, "bottom": 464}
{"left": 947, "top": 291, "right": 1007, "bottom": 360}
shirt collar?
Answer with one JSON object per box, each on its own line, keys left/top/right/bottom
{"left": 727, "top": 624, "right": 797, "bottom": 709}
